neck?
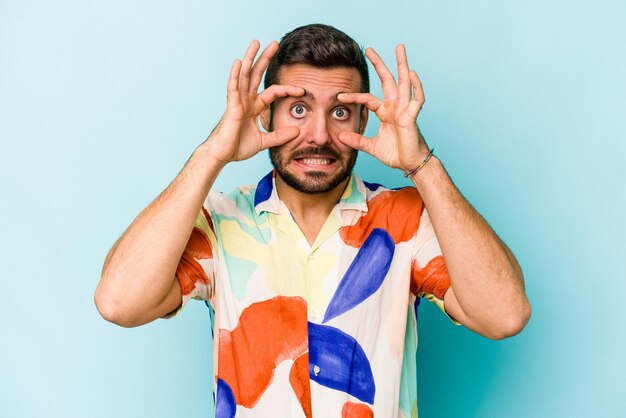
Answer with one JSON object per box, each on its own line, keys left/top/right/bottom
{"left": 275, "top": 175, "right": 350, "bottom": 245}
{"left": 275, "top": 175, "right": 349, "bottom": 218}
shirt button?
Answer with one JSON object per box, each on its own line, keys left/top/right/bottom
{"left": 313, "top": 365, "right": 320, "bottom": 376}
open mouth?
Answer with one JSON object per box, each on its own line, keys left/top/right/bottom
{"left": 294, "top": 156, "right": 338, "bottom": 169}
{"left": 289, "top": 146, "right": 342, "bottom": 171}
{"left": 296, "top": 157, "right": 336, "bottom": 165}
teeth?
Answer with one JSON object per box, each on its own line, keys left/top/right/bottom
{"left": 302, "top": 158, "right": 331, "bottom": 165}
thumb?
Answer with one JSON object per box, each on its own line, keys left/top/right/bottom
{"left": 337, "top": 131, "right": 373, "bottom": 155}
{"left": 261, "top": 126, "right": 300, "bottom": 149}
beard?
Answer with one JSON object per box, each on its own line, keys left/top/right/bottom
{"left": 269, "top": 145, "right": 358, "bottom": 194}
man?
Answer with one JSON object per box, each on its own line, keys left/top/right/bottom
{"left": 95, "top": 24, "right": 531, "bottom": 417}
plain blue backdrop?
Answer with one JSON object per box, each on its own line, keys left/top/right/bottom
{"left": 1, "top": 1, "right": 624, "bottom": 417}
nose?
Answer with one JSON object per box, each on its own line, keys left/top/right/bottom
{"left": 304, "top": 113, "right": 331, "bottom": 146}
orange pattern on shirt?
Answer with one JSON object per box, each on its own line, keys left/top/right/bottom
{"left": 289, "top": 353, "right": 312, "bottom": 418}
{"left": 218, "top": 296, "right": 309, "bottom": 409}
{"left": 175, "top": 208, "right": 214, "bottom": 296}
{"left": 411, "top": 255, "right": 450, "bottom": 299}
{"left": 340, "top": 188, "right": 423, "bottom": 247}
{"left": 341, "top": 401, "right": 374, "bottom": 418}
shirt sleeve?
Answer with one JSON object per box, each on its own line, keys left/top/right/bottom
{"left": 410, "top": 207, "right": 461, "bottom": 325}
{"left": 163, "top": 205, "right": 217, "bottom": 318}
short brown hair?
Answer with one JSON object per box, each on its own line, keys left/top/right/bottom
{"left": 264, "top": 24, "right": 369, "bottom": 94}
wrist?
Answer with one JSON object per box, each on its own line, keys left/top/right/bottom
{"left": 193, "top": 139, "right": 231, "bottom": 170}
{"left": 407, "top": 155, "right": 444, "bottom": 191}
{"left": 403, "top": 148, "right": 435, "bottom": 178}
{"left": 191, "top": 141, "right": 230, "bottom": 173}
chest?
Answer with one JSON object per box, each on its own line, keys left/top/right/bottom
{"left": 213, "top": 213, "right": 414, "bottom": 325}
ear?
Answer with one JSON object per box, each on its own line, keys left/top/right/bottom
{"left": 358, "top": 106, "right": 368, "bottom": 135}
{"left": 260, "top": 107, "right": 272, "bottom": 131}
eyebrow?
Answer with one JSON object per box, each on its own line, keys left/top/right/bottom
{"left": 301, "top": 88, "right": 315, "bottom": 100}
{"left": 300, "top": 88, "right": 345, "bottom": 104}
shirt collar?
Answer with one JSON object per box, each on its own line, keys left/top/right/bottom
{"left": 254, "top": 171, "right": 369, "bottom": 215}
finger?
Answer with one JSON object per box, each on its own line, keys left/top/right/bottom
{"left": 337, "top": 131, "right": 375, "bottom": 155}
{"left": 257, "top": 84, "right": 305, "bottom": 109}
{"left": 239, "top": 40, "right": 260, "bottom": 93}
{"left": 396, "top": 44, "right": 411, "bottom": 104}
{"left": 337, "top": 92, "right": 383, "bottom": 113}
{"left": 365, "top": 47, "right": 397, "bottom": 99}
{"left": 260, "top": 126, "right": 300, "bottom": 149}
{"left": 407, "top": 70, "right": 425, "bottom": 116}
{"left": 249, "top": 41, "right": 279, "bottom": 93}
{"left": 227, "top": 59, "right": 242, "bottom": 108}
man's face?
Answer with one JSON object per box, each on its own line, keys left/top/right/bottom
{"left": 263, "top": 64, "right": 367, "bottom": 194}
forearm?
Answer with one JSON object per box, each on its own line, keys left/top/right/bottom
{"left": 411, "top": 157, "right": 531, "bottom": 338}
{"left": 95, "top": 143, "right": 224, "bottom": 327}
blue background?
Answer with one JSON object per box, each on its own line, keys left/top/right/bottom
{"left": 1, "top": 1, "right": 624, "bottom": 417}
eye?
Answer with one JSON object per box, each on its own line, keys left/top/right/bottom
{"left": 331, "top": 107, "right": 350, "bottom": 121}
{"left": 290, "top": 104, "right": 307, "bottom": 119}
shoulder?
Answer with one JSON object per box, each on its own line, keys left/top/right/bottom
{"left": 361, "top": 180, "right": 423, "bottom": 210}
{"left": 204, "top": 184, "right": 257, "bottom": 217}
{"left": 339, "top": 178, "right": 425, "bottom": 246}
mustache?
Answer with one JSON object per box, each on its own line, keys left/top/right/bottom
{"left": 290, "top": 146, "right": 341, "bottom": 160}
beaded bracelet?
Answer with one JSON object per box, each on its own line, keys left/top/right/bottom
{"left": 403, "top": 149, "right": 435, "bottom": 178}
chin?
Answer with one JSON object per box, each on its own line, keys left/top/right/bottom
{"left": 277, "top": 169, "right": 351, "bottom": 195}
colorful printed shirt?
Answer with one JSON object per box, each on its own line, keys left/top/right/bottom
{"left": 172, "top": 171, "right": 454, "bottom": 418}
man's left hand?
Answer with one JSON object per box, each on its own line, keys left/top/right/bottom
{"left": 337, "top": 45, "right": 430, "bottom": 172}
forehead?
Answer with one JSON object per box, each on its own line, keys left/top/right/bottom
{"left": 275, "top": 64, "right": 362, "bottom": 97}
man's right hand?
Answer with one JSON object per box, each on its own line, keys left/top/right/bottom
{"left": 203, "top": 40, "right": 304, "bottom": 166}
